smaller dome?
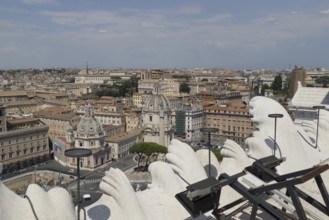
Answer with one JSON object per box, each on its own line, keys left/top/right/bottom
{"left": 144, "top": 94, "right": 170, "bottom": 111}
{"left": 77, "top": 118, "right": 103, "bottom": 135}
{"left": 77, "top": 104, "right": 104, "bottom": 135}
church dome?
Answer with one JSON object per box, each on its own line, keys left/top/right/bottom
{"left": 144, "top": 82, "right": 171, "bottom": 111}
{"left": 77, "top": 117, "right": 103, "bottom": 135}
{"left": 144, "top": 94, "right": 170, "bottom": 111}
{"left": 77, "top": 104, "right": 104, "bottom": 135}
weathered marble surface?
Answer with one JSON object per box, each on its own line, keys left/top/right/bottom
{"left": 0, "top": 164, "right": 76, "bottom": 220}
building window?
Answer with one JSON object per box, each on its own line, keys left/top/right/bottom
{"left": 16, "top": 151, "right": 20, "bottom": 157}
{"left": 30, "top": 148, "right": 34, "bottom": 153}
{"left": 1, "top": 154, "right": 5, "bottom": 160}
{"left": 9, "top": 152, "right": 13, "bottom": 159}
{"left": 149, "top": 115, "right": 153, "bottom": 122}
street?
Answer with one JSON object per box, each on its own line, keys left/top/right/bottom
{"left": 2, "top": 155, "right": 137, "bottom": 206}
{"left": 76, "top": 156, "right": 137, "bottom": 206}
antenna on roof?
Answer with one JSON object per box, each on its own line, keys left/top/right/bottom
{"left": 86, "top": 61, "right": 89, "bottom": 75}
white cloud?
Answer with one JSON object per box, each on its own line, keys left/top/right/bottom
{"left": 98, "top": 29, "right": 108, "bottom": 33}
{"left": 266, "top": 17, "right": 276, "bottom": 22}
{"left": 22, "top": 0, "right": 54, "bottom": 4}
{"left": 42, "top": 10, "right": 136, "bottom": 26}
{"left": 291, "top": 11, "right": 298, "bottom": 15}
{"left": 194, "top": 14, "right": 232, "bottom": 24}
{"left": 320, "top": 9, "right": 329, "bottom": 14}
{"left": 175, "top": 5, "right": 203, "bottom": 15}
{"left": 0, "top": 19, "right": 39, "bottom": 29}
{"left": 36, "top": 8, "right": 329, "bottom": 54}
{"left": 141, "top": 21, "right": 165, "bottom": 28}
{"left": 0, "top": 46, "right": 18, "bottom": 53}
{"left": 3, "top": 5, "right": 329, "bottom": 69}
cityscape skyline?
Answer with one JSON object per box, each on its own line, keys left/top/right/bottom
{"left": 1, "top": 0, "right": 329, "bottom": 70}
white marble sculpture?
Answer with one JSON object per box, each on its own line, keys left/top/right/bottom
{"left": 0, "top": 164, "right": 76, "bottom": 220}
{"left": 246, "top": 96, "right": 328, "bottom": 174}
{"left": 1, "top": 96, "right": 329, "bottom": 220}
{"left": 89, "top": 139, "right": 216, "bottom": 220}
{"left": 299, "top": 109, "right": 329, "bottom": 155}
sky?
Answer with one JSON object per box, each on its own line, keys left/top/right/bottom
{"left": 1, "top": 0, "right": 329, "bottom": 70}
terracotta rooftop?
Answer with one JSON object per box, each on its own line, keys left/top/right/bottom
{"left": 34, "top": 107, "right": 79, "bottom": 121}
{"left": 7, "top": 117, "right": 41, "bottom": 125}
{"left": 0, "top": 90, "right": 28, "bottom": 97}
{"left": 5, "top": 100, "right": 38, "bottom": 106}
{"left": 204, "top": 105, "right": 250, "bottom": 113}
{"left": 106, "top": 129, "right": 141, "bottom": 143}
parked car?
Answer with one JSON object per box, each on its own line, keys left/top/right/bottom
{"left": 82, "top": 194, "right": 91, "bottom": 201}
{"left": 68, "top": 168, "right": 74, "bottom": 173}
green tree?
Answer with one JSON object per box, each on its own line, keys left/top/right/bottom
{"left": 253, "top": 85, "right": 259, "bottom": 95}
{"left": 129, "top": 142, "right": 167, "bottom": 167}
{"left": 96, "top": 90, "right": 104, "bottom": 97}
{"left": 271, "top": 74, "right": 282, "bottom": 91}
{"left": 111, "top": 76, "right": 122, "bottom": 80}
{"left": 261, "top": 84, "right": 270, "bottom": 96}
{"left": 179, "top": 82, "right": 191, "bottom": 93}
{"left": 212, "top": 149, "right": 223, "bottom": 162}
{"left": 95, "top": 76, "right": 138, "bottom": 98}
{"left": 315, "top": 76, "right": 329, "bottom": 87}
{"left": 201, "top": 78, "right": 208, "bottom": 82}
{"left": 172, "top": 74, "right": 191, "bottom": 81}
{"left": 118, "top": 75, "right": 138, "bottom": 97}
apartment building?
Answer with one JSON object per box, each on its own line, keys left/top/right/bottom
{"left": 0, "top": 90, "right": 29, "bottom": 103}
{"left": 103, "top": 124, "right": 126, "bottom": 138}
{"left": 81, "top": 111, "right": 125, "bottom": 127}
{"left": 0, "top": 104, "right": 6, "bottom": 132}
{"left": 125, "top": 109, "right": 142, "bottom": 131}
{"left": 5, "top": 100, "right": 42, "bottom": 115}
{"left": 140, "top": 71, "right": 164, "bottom": 80}
{"left": 203, "top": 102, "right": 254, "bottom": 146}
{"left": 75, "top": 75, "right": 113, "bottom": 84}
{"left": 106, "top": 129, "right": 141, "bottom": 160}
{"left": 138, "top": 79, "right": 180, "bottom": 95}
{"left": 0, "top": 117, "right": 50, "bottom": 173}
{"left": 176, "top": 104, "right": 203, "bottom": 143}
{"left": 133, "top": 93, "right": 151, "bottom": 107}
{"left": 33, "top": 107, "right": 81, "bottom": 141}
{"left": 75, "top": 72, "right": 131, "bottom": 84}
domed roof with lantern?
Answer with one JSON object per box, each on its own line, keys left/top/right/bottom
{"left": 144, "top": 82, "right": 171, "bottom": 111}
{"left": 77, "top": 103, "right": 104, "bottom": 136}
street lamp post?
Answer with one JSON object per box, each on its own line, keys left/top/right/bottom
{"left": 200, "top": 128, "right": 219, "bottom": 177}
{"left": 268, "top": 114, "right": 283, "bottom": 157}
{"left": 65, "top": 148, "right": 92, "bottom": 220}
{"left": 313, "top": 105, "right": 325, "bottom": 150}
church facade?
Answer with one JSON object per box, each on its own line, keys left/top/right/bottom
{"left": 142, "top": 84, "right": 174, "bottom": 147}
{"left": 54, "top": 104, "right": 112, "bottom": 170}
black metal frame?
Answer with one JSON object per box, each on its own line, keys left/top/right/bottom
{"left": 176, "top": 155, "right": 329, "bottom": 220}
{"left": 65, "top": 148, "right": 92, "bottom": 220}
